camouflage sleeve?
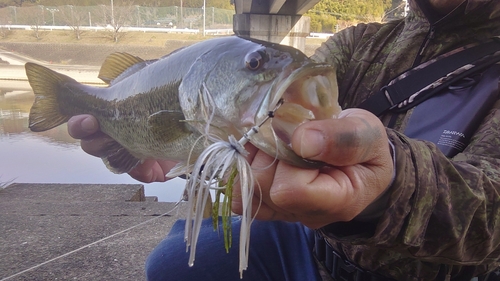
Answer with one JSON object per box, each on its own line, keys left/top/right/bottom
{"left": 323, "top": 100, "right": 500, "bottom": 266}
{"left": 310, "top": 22, "right": 383, "bottom": 85}
{"left": 310, "top": 26, "right": 357, "bottom": 78}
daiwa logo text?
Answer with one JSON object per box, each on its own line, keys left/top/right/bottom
{"left": 443, "top": 130, "right": 465, "bottom": 139}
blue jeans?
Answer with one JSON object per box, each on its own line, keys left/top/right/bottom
{"left": 145, "top": 216, "right": 322, "bottom": 281}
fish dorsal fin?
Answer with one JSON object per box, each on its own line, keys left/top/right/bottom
{"left": 98, "top": 52, "right": 146, "bottom": 85}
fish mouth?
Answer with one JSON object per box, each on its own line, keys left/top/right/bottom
{"left": 272, "top": 63, "right": 340, "bottom": 145}
{"left": 252, "top": 63, "right": 341, "bottom": 167}
{"left": 261, "top": 63, "right": 340, "bottom": 142}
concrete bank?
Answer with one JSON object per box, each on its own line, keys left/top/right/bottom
{"left": 0, "top": 183, "right": 186, "bottom": 281}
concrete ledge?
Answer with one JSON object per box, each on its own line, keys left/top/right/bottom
{"left": 0, "top": 183, "right": 185, "bottom": 281}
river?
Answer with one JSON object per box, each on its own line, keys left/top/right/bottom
{"left": 0, "top": 80, "right": 186, "bottom": 202}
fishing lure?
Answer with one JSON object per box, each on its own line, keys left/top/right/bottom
{"left": 183, "top": 89, "right": 284, "bottom": 276}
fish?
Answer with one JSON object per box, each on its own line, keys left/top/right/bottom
{"left": 25, "top": 35, "right": 341, "bottom": 276}
{"left": 26, "top": 36, "right": 340, "bottom": 175}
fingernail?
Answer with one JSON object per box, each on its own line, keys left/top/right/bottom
{"left": 81, "top": 117, "right": 97, "bottom": 133}
{"left": 299, "top": 129, "right": 324, "bottom": 158}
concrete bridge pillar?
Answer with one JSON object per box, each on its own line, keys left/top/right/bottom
{"left": 233, "top": 14, "right": 311, "bottom": 52}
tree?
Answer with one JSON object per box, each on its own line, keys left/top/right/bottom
{"left": 11, "top": 0, "right": 38, "bottom": 6}
{"left": 26, "top": 5, "right": 44, "bottom": 39}
{"left": 306, "top": 0, "right": 395, "bottom": 33}
{"left": 101, "top": 0, "right": 136, "bottom": 42}
{"left": 60, "top": 4, "right": 88, "bottom": 40}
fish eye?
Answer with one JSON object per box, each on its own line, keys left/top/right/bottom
{"left": 245, "top": 51, "right": 267, "bottom": 71}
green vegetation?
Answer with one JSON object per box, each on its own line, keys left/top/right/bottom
{"left": 306, "top": 0, "right": 401, "bottom": 33}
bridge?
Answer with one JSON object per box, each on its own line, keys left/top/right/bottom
{"left": 233, "top": 0, "right": 322, "bottom": 51}
{"left": 234, "top": 0, "right": 320, "bottom": 14}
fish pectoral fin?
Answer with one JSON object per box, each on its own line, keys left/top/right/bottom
{"left": 98, "top": 52, "right": 147, "bottom": 84}
{"left": 148, "top": 110, "right": 193, "bottom": 139}
{"left": 100, "top": 140, "right": 142, "bottom": 174}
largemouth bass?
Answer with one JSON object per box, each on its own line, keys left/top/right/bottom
{"left": 26, "top": 36, "right": 340, "bottom": 175}
{"left": 25, "top": 36, "right": 341, "bottom": 275}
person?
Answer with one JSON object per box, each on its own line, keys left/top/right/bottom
{"left": 67, "top": 0, "right": 500, "bottom": 280}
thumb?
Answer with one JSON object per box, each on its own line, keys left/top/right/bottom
{"left": 292, "top": 126, "right": 326, "bottom": 159}
{"left": 291, "top": 109, "right": 388, "bottom": 166}
{"left": 67, "top": 114, "right": 100, "bottom": 139}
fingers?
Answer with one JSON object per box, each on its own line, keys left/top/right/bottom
{"left": 243, "top": 143, "right": 259, "bottom": 163}
{"left": 67, "top": 115, "right": 117, "bottom": 158}
{"left": 232, "top": 109, "right": 395, "bottom": 228}
{"left": 232, "top": 149, "right": 284, "bottom": 219}
{"left": 80, "top": 132, "right": 120, "bottom": 158}
{"left": 269, "top": 163, "right": 363, "bottom": 227}
{"left": 67, "top": 115, "right": 99, "bottom": 139}
{"left": 67, "top": 115, "right": 173, "bottom": 183}
{"left": 129, "top": 159, "right": 179, "bottom": 183}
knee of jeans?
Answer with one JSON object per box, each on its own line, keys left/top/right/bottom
{"left": 144, "top": 248, "right": 159, "bottom": 279}
{"left": 145, "top": 246, "right": 178, "bottom": 281}
{"left": 145, "top": 221, "right": 187, "bottom": 279}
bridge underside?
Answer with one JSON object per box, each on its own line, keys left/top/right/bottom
{"left": 233, "top": 0, "right": 321, "bottom": 15}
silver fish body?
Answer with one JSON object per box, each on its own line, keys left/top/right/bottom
{"left": 26, "top": 36, "right": 340, "bottom": 174}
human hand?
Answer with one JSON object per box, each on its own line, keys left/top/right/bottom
{"left": 67, "top": 115, "right": 177, "bottom": 183}
{"left": 232, "top": 108, "right": 394, "bottom": 229}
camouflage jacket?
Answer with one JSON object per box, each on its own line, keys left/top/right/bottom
{"left": 311, "top": 0, "right": 500, "bottom": 280}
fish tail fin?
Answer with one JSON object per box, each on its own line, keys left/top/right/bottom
{"left": 25, "top": 62, "right": 76, "bottom": 132}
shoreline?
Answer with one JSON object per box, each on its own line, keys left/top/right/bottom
{"left": 0, "top": 34, "right": 321, "bottom": 66}
{"left": 0, "top": 41, "right": 192, "bottom": 66}
{"left": 0, "top": 64, "right": 103, "bottom": 86}
{"left": 0, "top": 42, "right": 322, "bottom": 88}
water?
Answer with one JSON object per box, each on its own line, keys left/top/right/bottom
{"left": 0, "top": 85, "right": 186, "bottom": 202}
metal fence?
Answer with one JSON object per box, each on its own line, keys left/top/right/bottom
{"left": 0, "top": 5, "right": 234, "bottom": 30}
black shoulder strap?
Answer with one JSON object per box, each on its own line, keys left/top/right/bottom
{"left": 358, "top": 38, "right": 500, "bottom": 116}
